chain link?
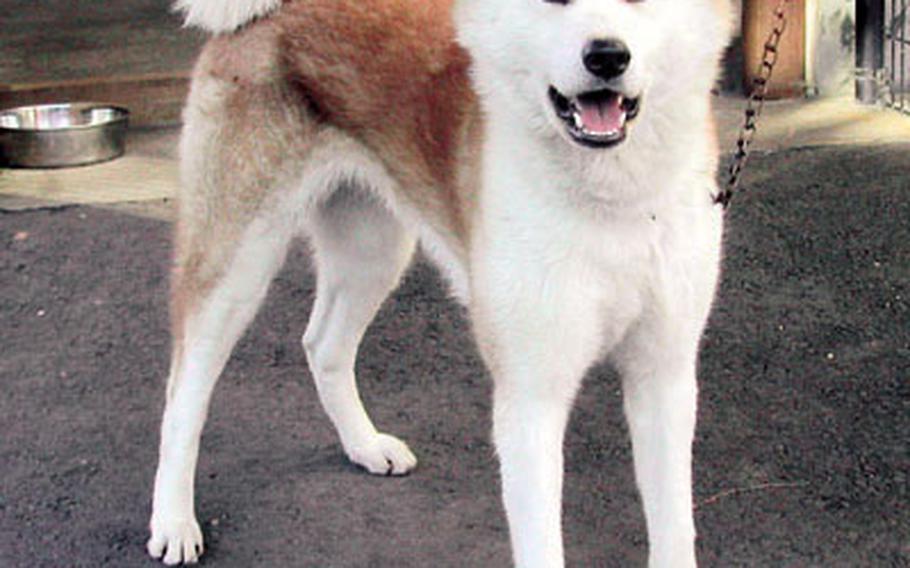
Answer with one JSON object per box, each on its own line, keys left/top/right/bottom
{"left": 715, "top": 0, "right": 790, "bottom": 209}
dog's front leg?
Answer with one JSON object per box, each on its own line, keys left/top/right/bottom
{"left": 472, "top": 253, "right": 602, "bottom": 568}
{"left": 614, "top": 307, "right": 714, "bottom": 567}
{"left": 621, "top": 350, "right": 698, "bottom": 567}
{"left": 493, "top": 372, "right": 579, "bottom": 568}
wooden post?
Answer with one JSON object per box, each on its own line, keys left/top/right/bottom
{"left": 743, "top": 0, "right": 806, "bottom": 99}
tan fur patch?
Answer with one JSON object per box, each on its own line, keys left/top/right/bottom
{"left": 277, "top": 0, "right": 481, "bottom": 248}
{"left": 171, "top": 20, "right": 320, "bottom": 349}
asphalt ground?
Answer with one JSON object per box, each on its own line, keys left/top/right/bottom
{"left": 1, "top": 144, "right": 908, "bottom": 567}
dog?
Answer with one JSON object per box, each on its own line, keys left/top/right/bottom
{"left": 148, "top": 0, "right": 734, "bottom": 565}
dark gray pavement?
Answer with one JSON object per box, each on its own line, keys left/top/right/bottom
{"left": 1, "top": 144, "right": 908, "bottom": 566}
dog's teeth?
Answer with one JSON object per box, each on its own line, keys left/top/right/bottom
{"left": 572, "top": 110, "right": 584, "bottom": 130}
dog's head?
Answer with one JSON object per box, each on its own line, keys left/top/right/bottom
{"left": 454, "top": 0, "right": 733, "bottom": 150}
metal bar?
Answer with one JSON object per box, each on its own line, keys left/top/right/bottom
{"left": 885, "top": 0, "right": 903, "bottom": 105}
{"left": 901, "top": 0, "right": 906, "bottom": 109}
{"left": 857, "top": 0, "right": 887, "bottom": 103}
{"left": 889, "top": 1, "right": 909, "bottom": 34}
{"left": 895, "top": 0, "right": 900, "bottom": 108}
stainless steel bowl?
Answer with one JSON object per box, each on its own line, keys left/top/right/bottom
{"left": 0, "top": 103, "right": 129, "bottom": 168}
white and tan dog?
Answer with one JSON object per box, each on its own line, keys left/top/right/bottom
{"left": 149, "top": 0, "right": 733, "bottom": 565}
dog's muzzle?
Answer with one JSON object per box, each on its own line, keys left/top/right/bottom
{"left": 548, "top": 86, "right": 641, "bottom": 149}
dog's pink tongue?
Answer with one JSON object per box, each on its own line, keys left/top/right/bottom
{"left": 577, "top": 96, "right": 625, "bottom": 134}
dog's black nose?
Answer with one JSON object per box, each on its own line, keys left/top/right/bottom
{"left": 583, "top": 39, "right": 631, "bottom": 81}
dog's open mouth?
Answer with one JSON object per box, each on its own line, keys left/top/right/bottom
{"left": 548, "top": 86, "right": 640, "bottom": 148}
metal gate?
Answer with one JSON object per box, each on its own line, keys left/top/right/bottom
{"left": 885, "top": 1, "right": 909, "bottom": 111}
{"left": 857, "top": 0, "right": 909, "bottom": 113}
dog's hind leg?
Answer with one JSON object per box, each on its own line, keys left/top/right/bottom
{"left": 148, "top": 204, "right": 296, "bottom": 564}
{"left": 302, "top": 183, "right": 418, "bottom": 475}
{"left": 148, "top": 63, "right": 310, "bottom": 563}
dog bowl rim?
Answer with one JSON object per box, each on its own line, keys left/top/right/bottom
{"left": 0, "top": 102, "right": 130, "bottom": 133}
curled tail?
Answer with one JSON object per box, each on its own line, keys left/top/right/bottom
{"left": 174, "top": 0, "right": 282, "bottom": 34}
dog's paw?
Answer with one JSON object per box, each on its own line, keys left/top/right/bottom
{"left": 346, "top": 432, "right": 418, "bottom": 476}
{"left": 147, "top": 516, "right": 204, "bottom": 565}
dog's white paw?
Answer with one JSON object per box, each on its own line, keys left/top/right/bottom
{"left": 147, "top": 516, "right": 204, "bottom": 565}
{"left": 346, "top": 432, "right": 417, "bottom": 476}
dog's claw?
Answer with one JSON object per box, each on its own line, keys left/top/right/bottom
{"left": 148, "top": 517, "right": 204, "bottom": 565}
{"left": 346, "top": 432, "right": 417, "bottom": 476}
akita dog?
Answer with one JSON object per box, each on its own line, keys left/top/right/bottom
{"left": 149, "top": 0, "right": 734, "bottom": 566}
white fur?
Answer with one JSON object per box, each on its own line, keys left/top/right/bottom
{"left": 149, "top": 206, "right": 295, "bottom": 565}
{"left": 173, "top": 0, "right": 282, "bottom": 34}
{"left": 302, "top": 183, "right": 420, "bottom": 475}
{"left": 456, "top": 3, "right": 728, "bottom": 565}
{"left": 150, "top": 0, "right": 731, "bottom": 565}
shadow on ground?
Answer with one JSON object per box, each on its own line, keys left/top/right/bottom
{"left": 1, "top": 144, "right": 907, "bottom": 566}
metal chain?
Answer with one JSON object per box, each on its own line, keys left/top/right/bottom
{"left": 715, "top": 0, "right": 790, "bottom": 209}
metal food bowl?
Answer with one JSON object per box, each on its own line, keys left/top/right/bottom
{"left": 0, "top": 103, "right": 129, "bottom": 168}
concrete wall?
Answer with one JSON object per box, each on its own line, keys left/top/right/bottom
{"left": 806, "top": 0, "right": 856, "bottom": 96}
{"left": 884, "top": 1, "right": 910, "bottom": 99}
